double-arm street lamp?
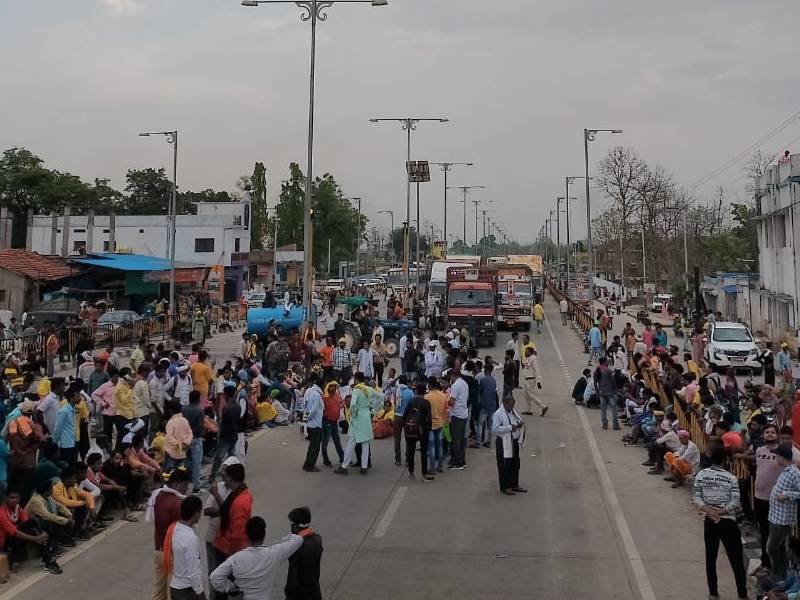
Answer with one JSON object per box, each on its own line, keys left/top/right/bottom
{"left": 370, "top": 118, "right": 448, "bottom": 304}
{"left": 243, "top": 0, "right": 388, "bottom": 320}
{"left": 584, "top": 129, "right": 622, "bottom": 293}
{"left": 139, "top": 130, "right": 178, "bottom": 315}
{"left": 430, "top": 162, "right": 472, "bottom": 255}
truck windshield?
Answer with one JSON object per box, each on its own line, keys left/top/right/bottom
{"left": 500, "top": 283, "right": 532, "bottom": 296}
{"left": 449, "top": 289, "right": 494, "bottom": 308}
{"left": 430, "top": 281, "right": 447, "bottom": 295}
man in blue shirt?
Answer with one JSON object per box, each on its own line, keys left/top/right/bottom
{"left": 588, "top": 321, "right": 603, "bottom": 366}
{"left": 474, "top": 363, "right": 498, "bottom": 448}
{"left": 53, "top": 387, "right": 80, "bottom": 467}
{"left": 767, "top": 443, "right": 800, "bottom": 580}
{"left": 302, "top": 374, "right": 324, "bottom": 473}
{"left": 393, "top": 376, "right": 414, "bottom": 466}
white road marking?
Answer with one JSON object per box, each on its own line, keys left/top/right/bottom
{"left": 545, "top": 317, "right": 657, "bottom": 600}
{"left": 0, "top": 518, "right": 129, "bottom": 599}
{"left": 372, "top": 486, "right": 408, "bottom": 538}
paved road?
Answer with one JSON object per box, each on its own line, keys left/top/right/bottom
{"left": 0, "top": 297, "right": 751, "bottom": 599}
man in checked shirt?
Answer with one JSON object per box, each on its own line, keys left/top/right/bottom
{"left": 692, "top": 447, "right": 748, "bottom": 600}
{"left": 767, "top": 443, "right": 800, "bottom": 582}
{"left": 332, "top": 338, "right": 353, "bottom": 384}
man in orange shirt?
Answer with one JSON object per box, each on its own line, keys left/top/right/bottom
{"left": 319, "top": 337, "right": 335, "bottom": 382}
{"left": 189, "top": 350, "right": 215, "bottom": 400}
{"left": 211, "top": 463, "right": 252, "bottom": 577}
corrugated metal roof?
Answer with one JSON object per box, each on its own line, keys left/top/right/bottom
{"left": 0, "top": 249, "right": 71, "bottom": 280}
{"left": 72, "top": 253, "right": 201, "bottom": 272}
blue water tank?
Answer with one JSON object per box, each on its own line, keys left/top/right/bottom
{"left": 247, "top": 307, "right": 307, "bottom": 335}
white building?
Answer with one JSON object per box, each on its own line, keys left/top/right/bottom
{"left": 752, "top": 154, "right": 800, "bottom": 347}
{"left": 25, "top": 200, "right": 252, "bottom": 302}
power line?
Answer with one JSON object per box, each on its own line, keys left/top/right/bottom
{"left": 691, "top": 110, "right": 800, "bottom": 190}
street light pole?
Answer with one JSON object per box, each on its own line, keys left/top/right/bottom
{"left": 447, "top": 185, "right": 486, "bottom": 250}
{"left": 583, "top": 129, "right": 622, "bottom": 295}
{"left": 370, "top": 118, "right": 448, "bottom": 305}
{"left": 139, "top": 130, "right": 178, "bottom": 315}
{"left": 378, "top": 209, "right": 394, "bottom": 263}
{"left": 353, "top": 197, "right": 362, "bottom": 279}
{"left": 243, "top": 0, "right": 388, "bottom": 321}
{"left": 431, "top": 162, "right": 472, "bottom": 256}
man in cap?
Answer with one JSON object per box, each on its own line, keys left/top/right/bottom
{"left": 331, "top": 338, "right": 352, "bottom": 384}
{"left": 587, "top": 321, "right": 603, "bottom": 366}
{"left": 766, "top": 443, "right": 800, "bottom": 581}
{"left": 777, "top": 342, "right": 792, "bottom": 380}
{"left": 692, "top": 446, "right": 748, "bottom": 600}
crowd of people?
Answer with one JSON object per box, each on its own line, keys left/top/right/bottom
{"left": 567, "top": 292, "right": 800, "bottom": 600}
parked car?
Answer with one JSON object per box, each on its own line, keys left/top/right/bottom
{"left": 0, "top": 329, "right": 23, "bottom": 353}
{"left": 705, "top": 321, "right": 761, "bottom": 372}
{"left": 650, "top": 294, "right": 673, "bottom": 313}
{"left": 23, "top": 311, "right": 79, "bottom": 328}
{"left": 97, "top": 310, "right": 142, "bottom": 331}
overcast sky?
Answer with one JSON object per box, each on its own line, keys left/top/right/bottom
{"left": 2, "top": 0, "right": 799, "bottom": 246}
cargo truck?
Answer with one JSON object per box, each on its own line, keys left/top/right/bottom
{"left": 507, "top": 255, "right": 544, "bottom": 302}
{"left": 496, "top": 264, "right": 534, "bottom": 330}
{"left": 445, "top": 267, "right": 497, "bottom": 346}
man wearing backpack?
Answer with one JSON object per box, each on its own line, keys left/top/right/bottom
{"left": 404, "top": 383, "right": 433, "bottom": 482}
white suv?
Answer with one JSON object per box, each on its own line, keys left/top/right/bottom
{"left": 705, "top": 321, "right": 761, "bottom": 372}
{"left": 651, "top": 293, "right": 673, "bottom": 313}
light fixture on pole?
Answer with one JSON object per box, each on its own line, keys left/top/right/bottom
{"left": 243, "top": 0, "right": 388, "bottom": 323}
{"left": 583, "top": 128, "right": 623, "bottom": 294}
{"left": 566, "top": 176, "right": 589, "bottom": 294}
{"left": 370, "top": 117, "right": 448, "bottom": 305}
{"left": 378, "top": 209, "right": 394, "bottom": 263}
{"left": 139, "top": 130, "right": 178, "bottom": 316}
{"left": 407, "top": 160, "right": 431, "bottom": 291}
{"left": 430, "top": 162, "right": 472, "bottom": 256}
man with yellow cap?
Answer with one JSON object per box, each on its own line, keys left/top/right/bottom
{"left": 777, "top": 342, "right": 792, "bottom": 379}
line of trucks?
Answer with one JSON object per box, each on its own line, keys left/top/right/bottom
{"left": 428, "top": 254, "right": 544, "bottom": 347}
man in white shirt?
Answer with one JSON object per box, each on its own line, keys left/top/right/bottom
{"left": 210, "top": 516, "right": 303, "bottom": 600}
{"left": 169, "top": 495, "right": 206, "bottom": 600}
{"left": 559, "top": 298, "right": 569, "bottom": 325}
{"left": 448, "top": 370, "right": 470, "bottom": 470}
{"left": 319, "top": 306, "right": 337, "bottom": 340}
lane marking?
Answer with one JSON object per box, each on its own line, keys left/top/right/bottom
{"left": 372, "top": 486, "right": 408, "bottom": 538}
{"left": 0, "top": 518, "right": 129, "bottom": 599}
{"left": 545, "top": 316, "right": 657, "bottom": 600}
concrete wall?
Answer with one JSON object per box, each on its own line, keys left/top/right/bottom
{"left": 0, "top": 268, "right": 30, "bottom": 318}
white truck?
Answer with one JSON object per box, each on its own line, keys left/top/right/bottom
{"left": 428, "top": 256, "right": 481, "bottom": 307}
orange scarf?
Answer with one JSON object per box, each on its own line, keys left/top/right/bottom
{"left": 298, "top": 528, "right": 315, "bottom": 538}
{"left": 162, "top": 522, "right": 178, "bottom": 576}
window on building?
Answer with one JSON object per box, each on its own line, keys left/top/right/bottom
{"left": 0, "top": 291, "right": 6, "bottom": 303}
{"left": 234, "top": 237, "right": 241, "bottom": 252}
{"left": 73, "top": 228, "right": 86, "bottom": 233}
{"left": 103, "top": 241, "right": 110, "bottom": 252}
{"left": 195, "top": 238, "right": 215, "bottom": 253}
{"left": 73, "top": 240, "right": 86, "bottom": 254}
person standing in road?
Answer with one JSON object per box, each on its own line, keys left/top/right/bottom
{"left": 559, "top": 297, "right": 569, "bottom": 326}
{"left": 758, "top": 342, "right": 776, "bottom": 387}
{"left": 766, "top": 443, "right": 800, "bottom": 581}
{"left": 751, "top": 423, "right": 781, "bottom": 577}
{"left": 182, "top": 391, "right": 206, "bottom": 494}
{"left": 532, "top": 300, "right": 546, "bottom": 334}
{"left": 393, "top": 376, "right": 414, "bottom": 467}
{"left": 211, "top": 463, "right": 252, "bottom": 599}
{"left": 506, "top": 332, "right": 521, "bottom": 388}
{"left": 403, "top": 383, "right": 433, "bottom": 482}
{"left": 447, "top": 369, "right": 469, "bottom": 470}
{"left": 474, "top": 363, "right": 498, "bottom": 449}
{"left": 331, "top": 338, "right": 352, "bottom": 385}
{"left": 334, "top": 372, "right": 385, "bottom": 476}
{"left": 320, "top": 382, "right": 344, "bottom": 469}
{"left": 502, "top": 349, "right": 516, "bottom": 399}
{"left": 210, "top": 516, "right": 302, "bottom": 600}
{"left": 692, "top": 447, "right": 748, "bottom": 600}
{"left": 425, "top": 377, "right": 448, "bottom": 473}
{"left": 355, "top": 340, "right": 376, "bottom": 381}
{"left": 165, "top": 495, "right": 206, "bottom": 600}
{"left": 594, "top": 357, "right": 619, "bottom": 430}
{"left": 521, "top": 346, "right": 547, "bottom": 417}
{"left": 147, "top": 468, "right": 190, "bottom": 600}
{"left": 301, "top": 375, "right": 324, "bottom": 473}
{"left": 587, "top": 321, "right": 603, "bottom": 366}
{"left": 492, "top": 395, "right": 526, "bottom": 496}
{"left": 285, "top": 507, "right": 323, "bottom": 600}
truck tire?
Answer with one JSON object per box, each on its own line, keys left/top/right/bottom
{"left": 343, "top": 323, "right": 362, "bottom": 352}
{"left": 384, "top": 337, "right": 399, "bottom": 358}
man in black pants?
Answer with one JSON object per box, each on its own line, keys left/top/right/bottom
{"left": 0, "top": 487, "right": 62, "bottom": 574}
{"left": 692, "top": 446, "right": 748, "bottom": 600}
{"left": 403, "top": 383, "right": 433, "bottom": 482}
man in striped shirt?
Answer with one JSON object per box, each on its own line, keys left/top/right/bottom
{"left": 692, "top": 447, "right": 747, "bottom": 600}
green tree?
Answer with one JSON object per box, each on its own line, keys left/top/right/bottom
{"left": 248, "top": 162, "right": 268, "bottom": 251}
{"left": 120, "top": 168, "right": 173, "bottom": 215}
{"left": 275, "top": 163, "right": 305, "bottom": 248}
{"left": 389, "top": 227, "right": 430, "bottom": 262}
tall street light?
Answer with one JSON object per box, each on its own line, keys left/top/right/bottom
{"left": 448, "top": 185, "right": 486, "bottom": 248}
{"left": 243, "top": 0, "right": 388, "bottom": 320}
{"left": 352, "top": 197, "right": 362, "bottom": 279}
{"left": 566, "top": 175, "right": 589, "bottom": 294}
{"left": 370, "top": 117, "right": 448, "bottom": 305}
{"left": 430, "top": 162, "right": 472, "bottom": 255}
{"left": 139, "top": 130, "right": 178, "bottom": 315}
{"left": 584, "top": 129, "right": 622, "bottom": 294}
{"left": 472, "top": 199, "right": 493, "bottom": 251}
{"left": 378, "top": 209, "right": 394, "bottom": 263}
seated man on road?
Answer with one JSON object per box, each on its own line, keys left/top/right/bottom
{"left": 664, "top": 429, "right": 700, "bottom": 488}
{"left": 25, "top": 479, "right": 75, "bottom": 550}
{"left": 52, "top": 466, "right": 96, "bottom": 540}
{"left": 643, "top": 416, "right": 681, "bottom": 474}
{"left": 0, "top": 486, "right": 62, "bottom": 574}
